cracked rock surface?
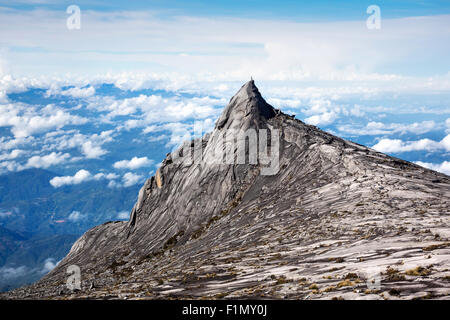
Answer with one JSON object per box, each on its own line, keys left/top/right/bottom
{"left": 2, "top": 80, "right": 449, "bottom": 300}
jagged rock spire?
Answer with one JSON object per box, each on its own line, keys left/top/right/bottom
{"left": 215, "top": 80, "right": 276, "bottom": 131}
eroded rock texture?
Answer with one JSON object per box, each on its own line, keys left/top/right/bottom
{"left": 3, "top": 80, "right": 450, "bottom": 300}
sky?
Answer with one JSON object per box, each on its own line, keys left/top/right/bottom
{"left": 0, "top": 0, "right": 449, "bottom": 183}
{"left": 3, "top": 1, "right": 450, "bottom": 19}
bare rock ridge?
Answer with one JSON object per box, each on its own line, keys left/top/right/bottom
{"left": 215, "top": 80, "right": 276, "bottom": 130}
{"left": 3, "top": 80, "right": 450, "bottom": 300}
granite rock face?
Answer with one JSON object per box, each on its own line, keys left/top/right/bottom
{"left": 3, "top": 80, "right": 450, "bottom": 300}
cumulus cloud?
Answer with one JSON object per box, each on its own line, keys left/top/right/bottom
{"left": 372, "top": 134, "right": 450, "bottom": 153}
{"left": 93, "top": 172, "right": 119, "bottom": 180}
{"left": 41, "top": 258, "right": 60, "bottom": 274}
{"left": 49, "top": 169, "right": 92, "bottom": 187}
{"left": 0, "top": 149, "right": 24, "bottom": 161}
{"left": 43, "top": 130, "right": 114, "bottom": 159}
{"left": 122, "top": 172, "right": 144, "bottom": 187}
{"left": 50, "top": 169, "right": 119, "bottom": 187}
{"left": 51, "top": 86, "right": 95, "bottom": 98}
{"left": 142, "top": 119, "right": 215, "bottom": 149}
{"left": 113, "top": 156, "right": 153, "bottom": 170}
{"left": 339, "top": 120, "right": 438, "bottom": 136}
{"left": 267, "top": 97, "right": 302, "bottom": 109}
{"left": 87, "top": 94, "right": 222, "bottom": 129}
{"left": 0, "top": 136, "right": 34, "bottom": 151}
{"left": 415, "top": 161, "right": 450, "bottom": 176}
{"left": 0, "top": 266, "right": 28, "bottom": 280}
{"left": 117, "top": 211, "right": 130, "bottom": 220}
{"left": 442, "top": 134, "right": 450, "bottom": 151}
{"left": 372, "top": 138, "right": 439, "bottom": 153}
{"left": 0, "top": 160, "right": 19, "bottom": 172}
{"left": 81, "top": 141, "right": 107, "bottom": 159}
{"left": 305, "top": 111, "right": 337, "bottom": 126}
{"left": 67, "top": 211, "right": 87, "bottom": 222}
{"left": 107, "top": 180, "right": 119, "bottom": 188}
{"left": 25, "top": 152, "right": 70, "bottom": 169}
{"left": 300, "top": 98, "right": 357, "bottom": 127}
{"left": 0, "top": 103, "right": 88, "bottom": 138}
{"left": 0, "top": 91, "right": 7, "bottom": 103}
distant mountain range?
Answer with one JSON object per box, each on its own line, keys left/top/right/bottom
{"left": 0, "top": 168, "right": 140, "bottom": 291}
{"left": 0, "top": 224, "right": 77, "bottom": 292}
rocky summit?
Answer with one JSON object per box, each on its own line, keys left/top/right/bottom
{"left": 3, "top": 80, "right": 450, "bottom": 300}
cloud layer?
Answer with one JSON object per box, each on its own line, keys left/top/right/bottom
{"left": 50, "top": 169, "right": 92, "bottom": 187}
{"left": 113, "top": 156, "right": 153, "bottom": 170}
{"left": 372, "top": 135, "right": 450, "bottom": 153}
{"left": 415, "top": 161, "right": 450, "bottom": 176}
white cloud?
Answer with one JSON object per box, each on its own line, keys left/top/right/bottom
{"left": 372, "top": 138, "right": 440, "bottom": 153}
{"left": 0, "top": 136, "right": 34, "bottom": 151}
{"left": 303, "top": 99, "right": 333, "bottom": 115}
{"left": 300, "top": 98, "right": 351, "bottom": 126}
{"left": 107, "top": 173, "right": 144, "bottom": 188}
{"left": 305, "top": 111, "right": 337, "bottom": 126}
{"left": 25, "top": 151, "right": 70, "bottom": 169}
{"left": 49, "top": 169, "right": 119, "bottom": 187}
{"left": 0, "top": 265, "right": 28, "bottom": 280}
{"left": 2, "top": 8, "right": 450, "bottom": 83}
{"left": 67, "top": 210, "right": 87, "bottom": 222}
{"left": 339, "top": 120, "right": 438, "bottom": 136}
{"left": 49, "top": 169, "right": 92, "bottom": 187}
{"left": 372, "top": 134, "right": 450, "bottom": 153}
{"left": 267, "top": 97, "right": 302, "bottom": 109}
{"left": 117, "top": 211, "right": 130, "bottom": 220}
{"left": 142, "top": 119, "right": 215, "bottom": 149}
{"left": 0, "top": 103, "right": 88, "bottom": 138}
{"left": 0, "top": 210, "right": 13, "bottom": 218}
{"left": 81, "top": 141, "right": 107, "bottom": 159}
{"left": 43, "top": 130, "right": 114, "bottom": 159}
{"left": 58, "top": 86, "right": 95, "bottom": 98}
{"left": 122, "top": 172, "right": 144, "bottom": 187}
{"left": 0, "top": 149, "right": 24, "bottom": 161}
{"left": 93, "top": 172, "right": 119, "bottom": 180}
{"left": 415, "top": 161, "right": 450, "bottom": 176}
{"left": 41, "top": 258, "right": 60, "bottom": 274}
{"left": 87, "top": 94, "right": 222, "bottom": 129}
{"left": 107, "top": 180, "right": 119, "bottom": 188}
{"left": 0, "top": 160, "right": 19, "bottom": 172}
{"left": 0, "top": 91, "right": 7, "bottom": 103}
{"left": 442, "top": 134, "right": 450, "bottom": 151}
{"left": 0, "top": 74, "right": 27, "bottom": 98}
{"left": 113, "top": 156, "right": 153, "bottom": 170}
{"left": 366, "top": 121, "right": 437, "bottom": 135}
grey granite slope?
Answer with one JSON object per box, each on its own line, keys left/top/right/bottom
{"left": 2, "top": 80, "right": 449, "bottom": 300}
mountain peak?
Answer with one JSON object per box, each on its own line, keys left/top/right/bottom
{"left": 5, "top": 81, "right": 450, "bottom": 301}
{"left": 215, "top": 80, "right": 276, "bottom": 130}
{"left": 237, "top": 79, "right": 258, "bottom": 97}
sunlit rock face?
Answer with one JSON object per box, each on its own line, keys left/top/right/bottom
{"left": 3, "top": 81, "right": 450, "bottom": 300}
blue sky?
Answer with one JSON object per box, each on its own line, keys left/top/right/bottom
{"left": 4, "top": 0, "right": 450, "bottom": 20}
{"left": 0, "top": 0, "right": 449, "bottom": 180}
